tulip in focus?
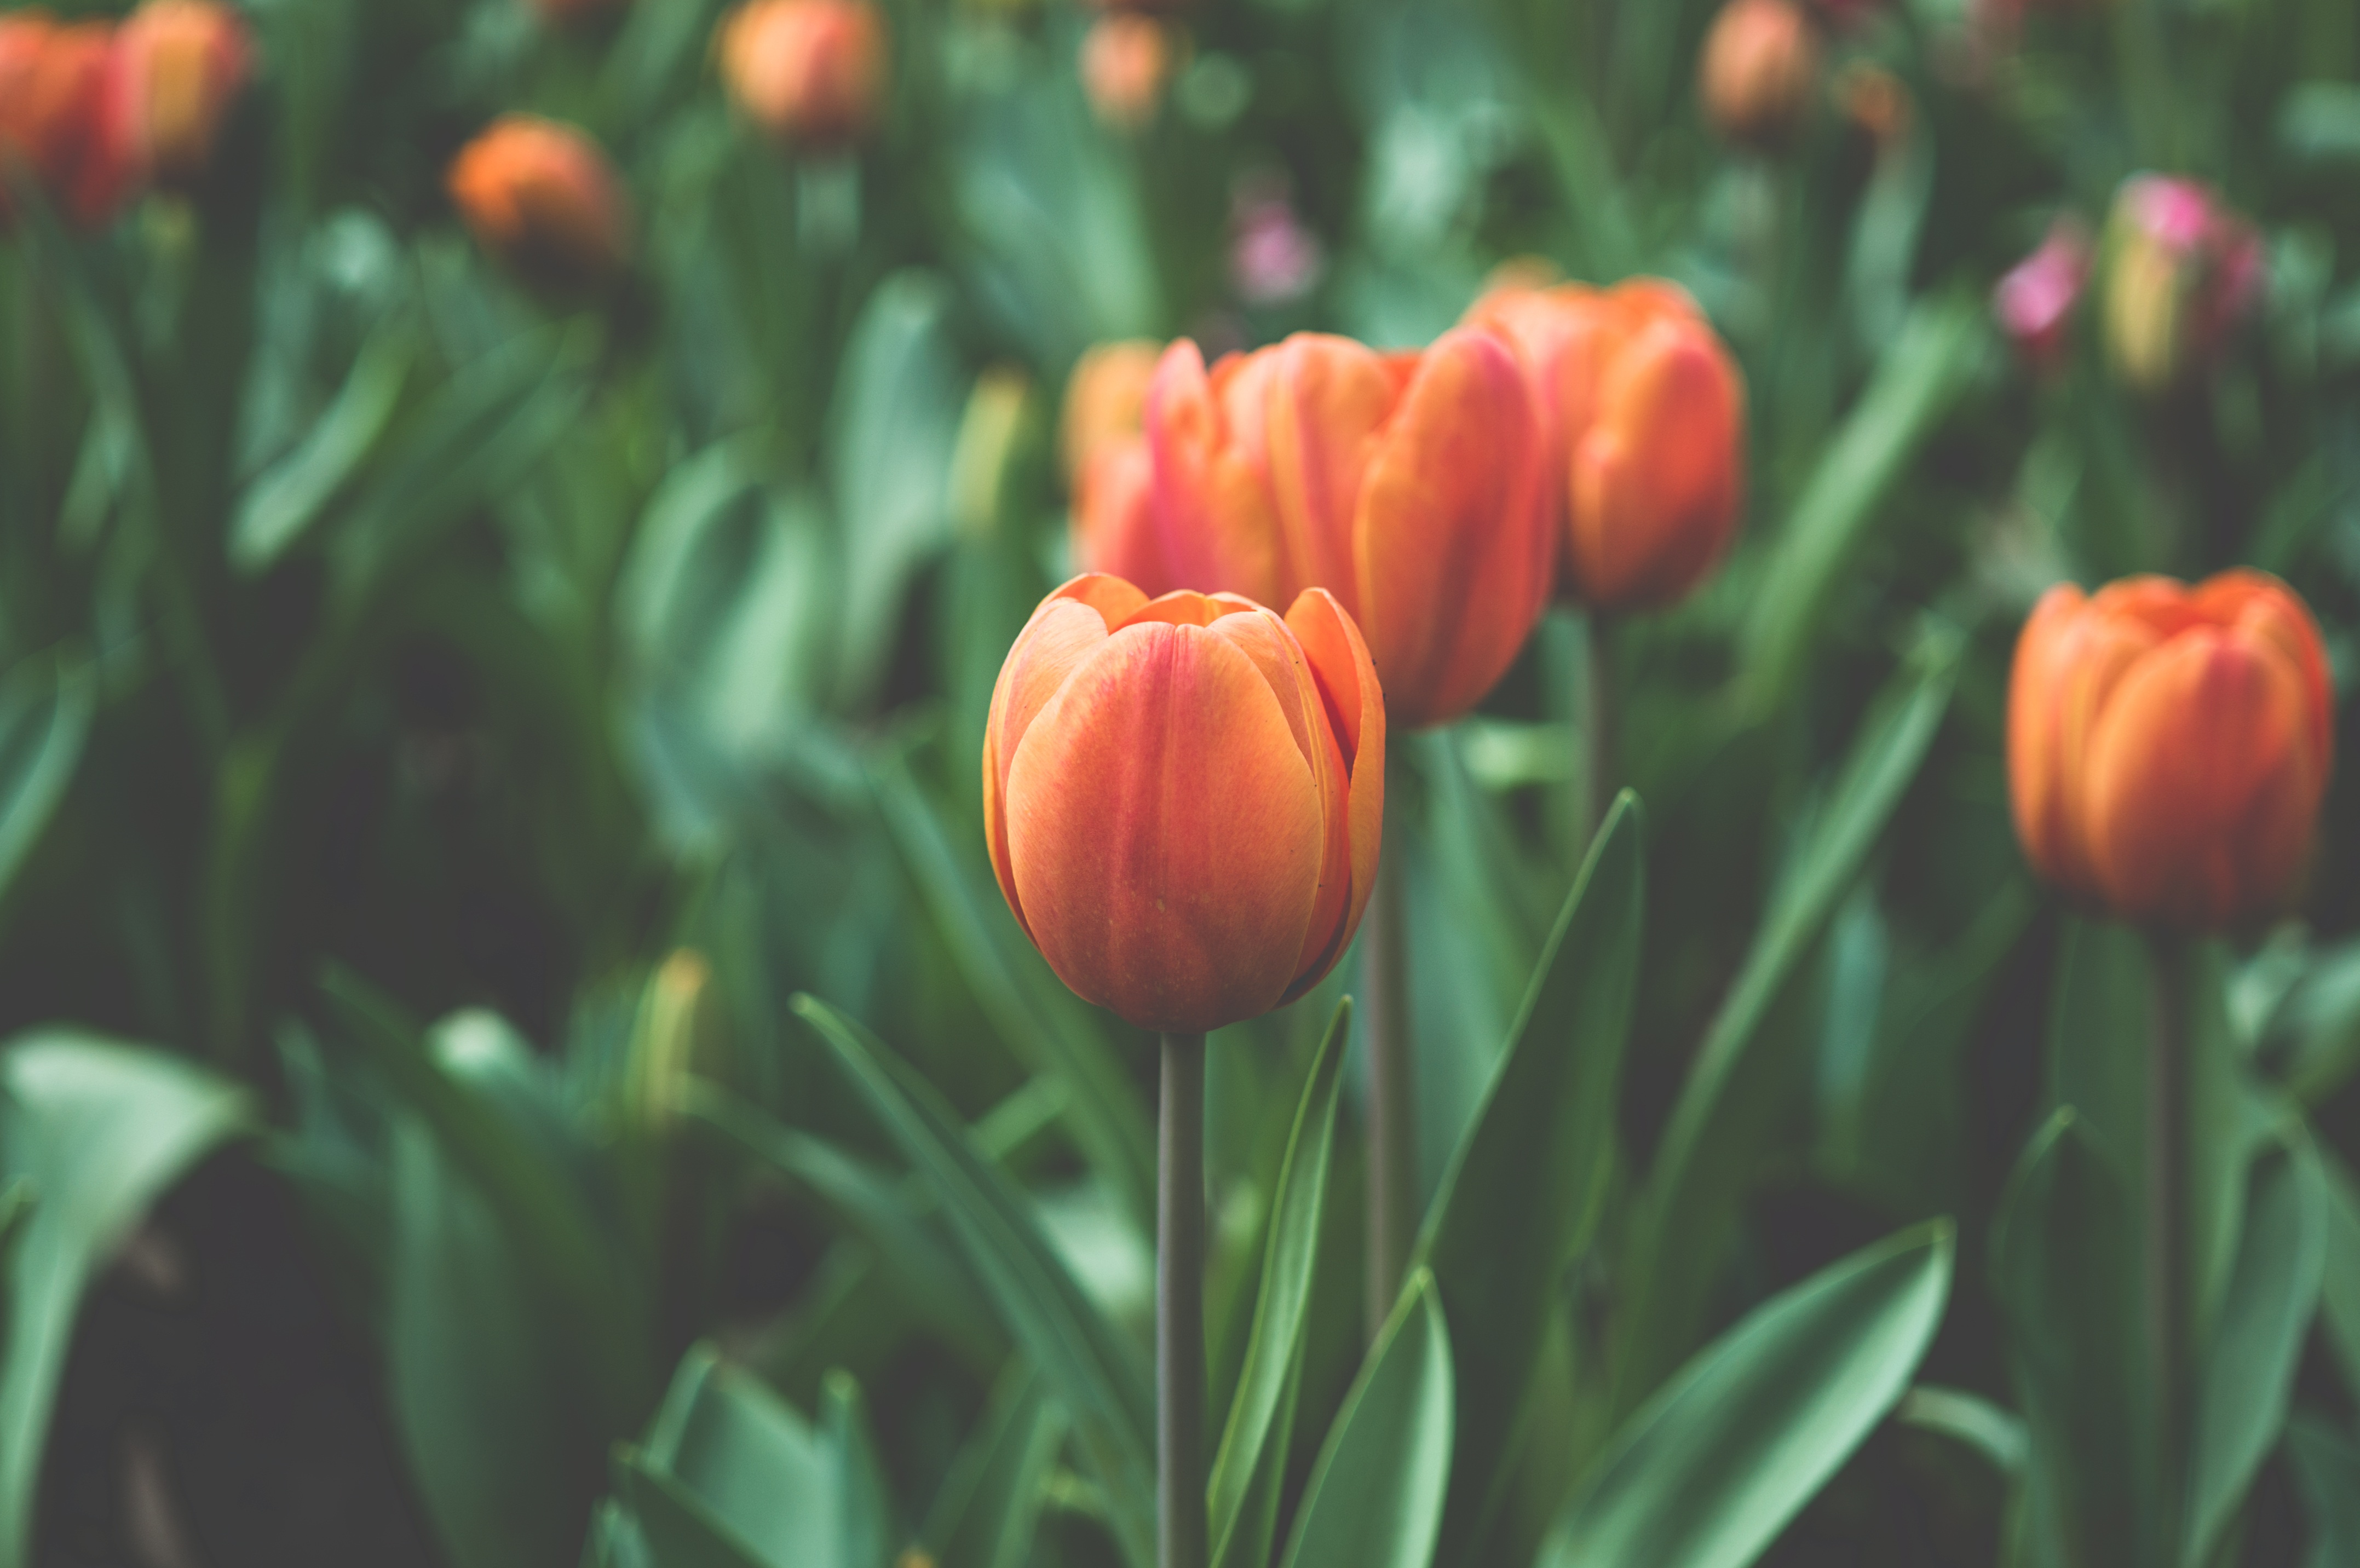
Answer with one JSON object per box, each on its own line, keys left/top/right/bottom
{"left": 2101, "top": 174, "right": 2264, "bottom": 395}
{"left": 107, "top": 0, "right": 251, "bottom": 189}
{"left": 1700, "top": 0, "right": 1821, "bottom": 151}
{"left": 718, "top": 0, "right": 887, "bottom": 150}
{"left": 1081, "top": 15, "right": 1176, "bottom": 134}
{"left": 1465, "top": 277, "right": 1747, "bottom": 611}
{"left": 447, "top": 115, "right": 632, "bottom": 290}
{"left": 1994, "top": 217, "right": 2093, "bottom": 372}
{"left": 1145, "top": 328, "right": 1550, "bottom": 728}
{"left": 2008, "top": 570, "right": 2330, "bottom": 931}
{"left": 0, "top": 15, "right": 139, "bottom": 229}
{"left": 983, "top": 575, "right": 1384, "bottom": 1033}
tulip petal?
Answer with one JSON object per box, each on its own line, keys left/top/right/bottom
{"left": 2083, "top": 627, "right": 2320, "bottom": 927}
{"left": 1285, "top": 588, "right": 1388, "bottom": 996}
{"left": 1070, "top": 442, "right": 1172, "bottom": 596}
{"left": 1263, "top": 334, "right": 1396, "bottom": 609}
{"left": 1005, "top": 621, "right": 1324, "bottom": 1033}
{"left": 1146, "top": 341, "right": 1288, "bottom": 607}
{"left": 1351, "top": 328, "right": 1550, "bottom": 728}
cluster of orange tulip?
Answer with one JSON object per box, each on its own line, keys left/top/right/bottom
{"left": 447, "top": 0, "right": 887, "bottom": 290}
{"left": 1024, "top": 276, "right": 1749, "bottom": 1034}
{"left": 0, "top": 0, "right": 249, "bottom": 230}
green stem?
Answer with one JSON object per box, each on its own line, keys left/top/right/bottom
{"left": 1158, "top": 1031, "right": 1207, "bottom": 1568}
{"left": 1362, "top": 843, "right": 1415, "bottom": 1341}
{"left": 2145, "top": 931, "right": 2188, "bottom": 1541}
{"left": 1585, "top": 611, "right": 1618, "bottom": 849}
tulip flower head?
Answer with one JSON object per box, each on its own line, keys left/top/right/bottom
{"left": 1081, "top": 14, "right": 1177, "bottom": 134}
{"left": 1700, "top": 0, "right": 1821, "bottom": 151}
{"left": 1064, "top": 341, "right": 1172, "bottom": 592}
{"left": 1994, "top": 217, "right": 2093, "bottom": 373}
{"left": 983, "top": 576, "right": 1385, "bottom": 1033}
{"left": 107, "top": 0, "right": 252, "bottom": 189}
{"left": 718, "top": 0, "right": 887, "bottom": 150}
{"left": 2101, "top": 174, "right": 2264, "bottom": 395}
{"left": 1465, "top": 278, "right": 1747, "bottom": 612}
{"left": 2009, "top": 570, "right": 2331, "bottom": 931}
{"left": 447, "top": 115, "right": 632, "bottom": 291}
{"left": 0, "top": 15, "right": 139, "bottom": 229}
{"left": 1145, "top": 327, "right": 1551, "bottom": 729}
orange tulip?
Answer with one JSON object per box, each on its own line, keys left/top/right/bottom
{"left": 107, "top": 0, "right": 251, "bottom": 188}
{"left": 718, "top": 0, "right": 887, "bottom": 149}
{"left": 0, "top": 15, "right": 139, "bottom": 229}
{"left": 983, "top": 575, "right": 1384, "bottom": 1033}
{"left": 1063, "top": 341, "right": 1171, "bottom": 591}
{"left": 1080, "top": 14, "right": 1175, "bottom": 134}
{"left": 2008, "top": 570, "right": 2332, "bottom": 931}
{"left": 1061, "top": 339, "right": 1162, "bottom": 481}
{"left": 1144, "top": 328, "right": 1550, "bottom": 729}
{"left": 1699, "top": 0, "right": 1821, "bottom": 151}
{"left": 448, "top": 116, "right": 632, "bottom": 290}
{"left": 1465, "top": 278, "right": 1747, "bottom": 610}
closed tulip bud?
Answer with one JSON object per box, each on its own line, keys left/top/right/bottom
{"left": 447, "top": 115, "right": 632, "bottom": 291}
{"left": 1994, "top": 216, "right": 2092, "bottom": 373}
{"left": 107, "top": 0, "right": 251, "bottom": 189}
{"left": 1081, "top": 15, "right": 1176, "bottom": 134}
{"left": 2100, "top": 175, "right": 2264, "bottom": 395}
{"left": 2008, "top": 570, "right": 2331, "bottom": 931}
{"left": 1700, "top": 0, "right": 1821, "bottom": 151}
{"left": 1466, "top": 278, "right": 1747, "bottom": 610}
{"left": 1145, "top": 328, "right": 1550, "bottom": 729}
{"left": 718, "top": 0, "right": 886, "bottom": 150}
{"left": 0, "top": 16, "right": 139, "bottom": 229}
{"left": 983, "top": 575, "right": 1384, "bottom": 1033}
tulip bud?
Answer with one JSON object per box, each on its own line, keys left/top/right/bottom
{"left": 107, "top": 0, "right": 251, "bottom": 189}
{"left": 1700, "top": 0, "right": 1821, "bottom": 151}
{"left": 983, "top": 575, "right": 1384, "bottom": 1032}
{"left": 627, "top": 949, "right": 727, "bottom": 1135}
{"left": 2100, "top": 174, "right": 2264, "bottom": 395}
{"left": 1061, "top": 339, "right": 1162, "bottom": 482}
{"left": 1081, "top": 15, "right": 1176, "bottom": 134}
{"left": 447, "top": 114, "right": 632, "bottom": 291}
{"left": 2008, "top": 570, "right": 2330, "bottom": 931}
{"left": 718, "top": 0, "right": 887, "bottom": 151}
{"left": 1465, "top": 278, "right": 1747, "bottom": 612}
{"left": 1994, "top": 217, "right": 2092, "bottom": 373}
{"left": 0, "top": 16, "right": 139, "bottom": 229}
{"left": 1145, "top": 329, "right": 1550, "bottom": 729}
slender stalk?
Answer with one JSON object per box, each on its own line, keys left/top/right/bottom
{"left": 1362, "top": 844, "right": 1415, "bottom": 1341}
{"left": 1584, "top": 610, "right": 1618, "bottom": 846}
{"left": 2145, "top": 931, "right": 2187, "bottom": 1538}
{"left": 1158, "top": 1031, "right": 1207, "bottom": 1568}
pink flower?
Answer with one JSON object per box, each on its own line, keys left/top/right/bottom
{"left": 1229, "top": 183, "right": 1323, "bottom": 305}
{"left": 1994, "top": 217, "right": 2092, "bottom": 371}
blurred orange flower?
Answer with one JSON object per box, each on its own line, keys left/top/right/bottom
{"left": 108, "top": 0, "right": 251, "bottom": 188}
{"left": 718, "top": 0, "right": 887, "bottom": 149}
{"left": 447, "top": 115, "right": 632, "bottom": 290}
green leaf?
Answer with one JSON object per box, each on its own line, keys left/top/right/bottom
{"left": 1550, "top": 1223, "right": 1951, "bottom": 1568}
{"left": 819, "top": 1370, "right": 893, "bottom": 1568}
{"left": 1739, "top": 293, "right": 1988, "bottom": 707}
{"left": 2320, "top": 1150, "right": 2360, "bottom": 1404}
{"left": 1990, "top": 1111, "right": 2152, "bottom": 1568}
{"left": 321, "top": 970, "right": 643, "bottom": 1428}
{"left": 1415, "top": 791, "right": 1643, "bottom": 1566}
{"left": 617, "top": 1452, "right": 772, "bottom": 1568}
{"left": 0, "top": 1035, "right": 250, "bottom": 1568}
{"left": 922, "top": 1366, "right": 1068, "bottom": 1568}
{"left": 872, "top": 754, "right": 1157, "bottom": 1227}
{"left": 228, "top": 318, "right": 412, "bottom": 572}
{"left": 0, "top": 653, "right": 93, "bottom": 910}
{"left": 1279, "top": 1267, "right": 1456, "bottom": 1568}
{"left": 1895, "top": 1385, "right": 2028, "bottom": 1477}
{"left": 2286, "top": 1416, "right": 2360, "bottom": 1568}
{"left": 388, "top": 1119, "right": 582, "bottom": 1568}
{"left": 1619, "top": 641, "right": 1956, "bottom": 1409}
{"left": 826, "top": 272, "right": 966, "bottom": 709}
{"left": 581, "top": 1498, "right": 653, "bottom": 1568}
{"left": 2182, "top": 1143, "right": 2328, "bottom": 1568}
{"left": 681, "top": 1079, "right": 1004, "bottom": 1370}
{"left": 1210, "top": 998, "right": 1351, "bottom": 1568}
{"left": 793, "top": 993, "right": 1156, "bottom": 1567}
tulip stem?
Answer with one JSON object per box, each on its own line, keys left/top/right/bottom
{"left": 1363, "top": 844, "right": 1415, "bottom": 1341}
{"left": 2145, "top": 931, "right": 2188, "bottom": 1535}
{"left": 1158, "top": 1030, "right": 1207, "bottom": 1568}
{"left": 1584, "top": 611, "right": 1619, "bottom": 848}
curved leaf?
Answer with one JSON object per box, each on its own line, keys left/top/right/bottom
{"left": 1552, "top": 1221, "right": 1954, "bottom": 1568}
{"left": 1279, "top": 1267, "right": 1455, "bottom": 1568}
{"left": 0, "top": 654, "right": 92, "bottom": 911}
